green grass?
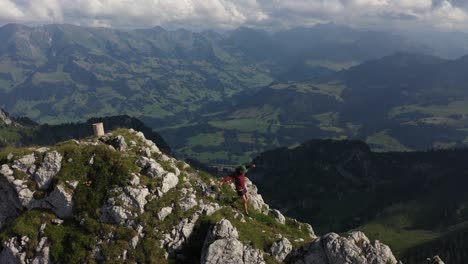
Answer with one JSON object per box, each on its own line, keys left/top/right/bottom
{"left": 0, "top": 210, "right": 55, "bottom": 242}
{"left": 45, "top": 220, "right": 96, "bottom": 263}
{"left": 31, "top": 71, "right": 71, "bottom": 85}
{"left": 54, "top": 139, "right": 138, "bottom": 218}
{"left": 229, "top": 105, "right": 279, "bottom": 121}
{"left": 195, "top": 206, "right": 313, "bottom": 255}
{"left": 354, "top": 201, "right": 462, "bottom": 257}
{"left": 237, "top": 133, "right": 255, "bottom": 144}
{"left": 205, "top": 105, "right": 281, "bottom": 136}
{"left": 0, "top": 127, "right": 22, "bottom": 143}
{"left": 0, "top": 210, "right": 56, "bottom": 260}
{"left": 209, "top": 119, "right": 277, "bottom": 133}
{"left": 357, "top": 223, "right": 439, "bottom": 256}
{"left": 389, "top": 99, "right": 468, "bottom": 126}
{"left": 198, "top": 151, "right": 231, "bottom": 163}
{"left": 0, "top": 146, "right": 35, "bottom": 164}
{"left": 186, "top": 132, "right": 225, "bottom": 147}
{"left": 313, "top": 112, "right": 345, "bottom": 134}
{"left": 270, "top": 81, "right": 345, "bottom": 101}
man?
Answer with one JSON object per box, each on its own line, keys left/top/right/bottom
{"left": 218, "top": 164, "right": 256, "bottom": 215}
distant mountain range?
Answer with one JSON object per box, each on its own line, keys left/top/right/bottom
{"left": 1, "top": 23, "right": 468, "bottom": 163}
{"left": 163, "top": 52, "right": 468, "bottom": 163}
{"left": 250, "top": 139, "right": 468, "bottom": 263}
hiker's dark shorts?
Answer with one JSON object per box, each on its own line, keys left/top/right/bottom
{"left": 237, "top": 189, "right": 247, "bottom": 196}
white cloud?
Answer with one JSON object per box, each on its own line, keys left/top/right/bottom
{"left": 431, "top": 0, "right": 468, "bottom": 29}
{"left": 27, "top": 0, "right": 64, "bottom": 22}
{"left": 0, "top": 0, "right": 467, "bottom": 32}
{"left": 0, "top": 0, "right": 24, "bottom": 20}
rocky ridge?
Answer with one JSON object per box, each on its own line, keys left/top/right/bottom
{"left": 0, "top": 109, "right": 13, "bottom": 126}
{"left": 0, "top": 128, "right": 400, "bottom": 263}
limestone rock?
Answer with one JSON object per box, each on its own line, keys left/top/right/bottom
{"left": 243, "top": 245, "right": 265, "bottom": 264}
{"left": 148, "top": 161, "right": 166, "bottom": 178}
{"left": 199, "top": 202, "right": 221, "bottom": 216}
{"left": 162, "top": 213, "right": 200, "bottom": 255}
{"left": 304, "top": 223, "right": 317, "bottom": 239}
{"left": 100, "top": 135, "right": 128, "bottom": 151}
{"left": 0, "top": 166, "right": 34, "bottom": 208}
{"left": 129, "top": 173, "right": 140, "bottom": 186}
{"left": 271, "top": 209, "right": 286, "bottom": 224}
{"left": 12, "top": 154, "right": 36, "bottom": 173}
{"left": 44, "top": 184, "right": 73, "bottom": 218}
{"left": 123, "top": 186, "right": 149, "bottom": 213}
{"left": 0, "top": 176, "right": 22, "bottom": 228}
{"left": 51, "top": 219, "right": 64, "bottom": 225}
{"left": 161, "top": 172, "right": 178, "bottom": 194}
{"left": 136, "top": 157, "right": 167, "bottom": 179}
{"left": 200, "top": 182, "right": 217, "bottom": 199}
{"left": 101, "top": 205, "right": 129, "bottom": 225}
{"left": 0, "top": 164, "right": 13, "bottom": 177}
{"left": 201, "top": 219, "right": 265, "bottom": 264}
{"left": 35, "top": 147, "right": 49, "bottom": 154}
{"left": 137, "top": 147, "right": 151, "bottom": 157}
{"left": 134, "top": 131, "right": 161, "bottom": 154}
{"left": 202, "top": 238, "right": 244, "bottom": 264}
{"left": 0, "top": 236, "right": 51, "bottom": 264}
{"left": 144, "top": 139, "right": 160, "bottom": 153}
{"left": 427, "top": 255, "right": 445, "bottom": 264}
{"left": 135, "top": 156, "right": 150, "bottom": 168}
{"left": 171, "top": 164, "right": 181, "bottom": 177}
{"left": 246, "top": 178, "right": 268, "bottom": 212}
{"left": 115, "top": 135, "right": 128, "bottom": 151}
{"left": 17, "top": 188, "right": 35, "bottom": 208}
{"left": 0, "top": 109, "right": 13, "bottom": 126}
{"left": 159, "top": 154, "right": 171, "bottom": 162}
{"left": 287, "top": 231, "right": 398, "bottom": 264}
{"left": 34, "top": 151, "right": 62, "bottom": 190}
{"left": 129, "top": 236, "right": 139, "bottom": 249}
{"left": 65, "top": 180, "right": 79, "bottom": 190}
{"left": 270, "top": 237, "right": 292, "bottom": 262}
{"left": 209, "top": 219, "right": 239, "bottom": 240}
{"left": 157, "top": 207, "right": 173, "bottom": 221}
{"left": 0, "top": 237, "right": 26, "bottom": 264}
{"left": 179, "top": 188, "right": 197, "bottom": 211}
{"left": 31, "top": 237, "right": 51, "bottom": 264}
{"left": 100, "top": 185, "right": 149, "bottom": 225}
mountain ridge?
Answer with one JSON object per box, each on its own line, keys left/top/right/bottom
{"left": 0, "top": 128, "right": 400, "bottom": 263}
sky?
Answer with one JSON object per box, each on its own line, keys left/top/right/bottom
{"left": 0, "top": 0, "right": 467, "bottom": 32}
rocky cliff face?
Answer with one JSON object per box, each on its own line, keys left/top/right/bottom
{"left": 0, "top": 129, "right": 400, "bottom": 263}
{"left": 286, "top": 231, "right": 399, "bottom": 264}
{"left": 0, "top": 109, "right": 13, "bottom": 126}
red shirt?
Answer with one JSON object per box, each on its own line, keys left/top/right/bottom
{"left": 221, "top": 172, "right": 246, "bottom": 191}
